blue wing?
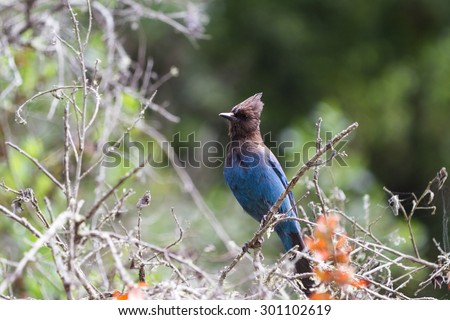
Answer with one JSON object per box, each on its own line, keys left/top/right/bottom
{"left": 266, "top": 148, "right": 298, "bottom": 217}
{"left": 223, "top": 143, "right": 298, "bottom": 222}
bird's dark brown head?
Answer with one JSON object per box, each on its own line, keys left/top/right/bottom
{"left": 219, "top": 93, "right": 264, "bottom": 142}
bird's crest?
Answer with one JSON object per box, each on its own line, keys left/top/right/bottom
{"left": 231, "top": 93, "right": 264, "bottom": 119}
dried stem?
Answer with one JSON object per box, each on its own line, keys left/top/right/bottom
{"left": 6, "top": 142, "right": 64, "bottom": 191}
{"left": 0, "top": 211, "right": 71, "bottom": 295}
{"left": 84, "top": 163, "right": 145, "bottom": 221}
{"left": 313, "top": 117, "right": 327, "bottom": 214}
{"left": 0, "top": 204, "right": 43, "bottom": 240}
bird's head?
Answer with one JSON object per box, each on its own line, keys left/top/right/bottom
{"left": 219, "top": 93, "right": 264, "bottom": 141}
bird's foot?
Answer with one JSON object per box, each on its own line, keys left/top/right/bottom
{"left": 242, "top": 241, "right": 250, "bottom": 252}
{"left": 253, "top": 237, "right": 263, "bottom": 249}
{"left": 260, "top": 214, "right": 269, "bottom": 228}
{"left": 242, "top": 237, "right": 263, "bottom": 252}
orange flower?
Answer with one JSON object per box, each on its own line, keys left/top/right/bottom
{"left": 306, "top": 233, "right": 333, "bottom": 261}
{"left": 351, "top": 279, "right": 369, "bottom": 288}
{"left": 335, "top": 235, "right": 348, "bottom": 250}
{"left": 112, "top": 290, "right": 129, "bottom": 300}
{"left": 310, "top": 292, "right": 333, "bottom": 300}
{"left": 307, "top": 213, "right": 367, "bottom": 294}
{"left": 314, "top": 267, "right": 333, "bottom": 283}
{"left": 332, "top": 266, "right": 354, "bottom": 286}
{"left": 316, "top": 214, "right": 340, "bottom": 231}
{"left": 335, "top": 250, "right": 350, "bottom": 264}
{"left": 112, "top": 283, "right": 147, "bottom": 300}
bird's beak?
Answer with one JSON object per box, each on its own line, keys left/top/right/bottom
{"left": 219, "top": 112, "right": 236, "bottom": 121}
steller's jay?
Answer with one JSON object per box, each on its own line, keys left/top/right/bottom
{"left": 220, "top": 93, "right": 314, "bottom": 294}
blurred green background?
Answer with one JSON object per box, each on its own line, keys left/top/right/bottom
{"left": 126, "top": 0, "right": 450, "bottom": 297}
{"left": 1, "top": 0, "right": 449, "bottom": 298}
{"left": 125, "top": 0, "right": 450, "bottom": 255}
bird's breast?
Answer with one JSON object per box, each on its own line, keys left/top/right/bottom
{"left": 223, "top": 148, "right": 289, "bottom": 221}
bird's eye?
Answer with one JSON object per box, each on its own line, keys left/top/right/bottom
{"left": 235, "top": 112, "right": 247, "bottom": 120}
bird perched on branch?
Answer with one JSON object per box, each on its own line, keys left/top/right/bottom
{"left": 219, "top": 93, "right": 314, "bottom": 294}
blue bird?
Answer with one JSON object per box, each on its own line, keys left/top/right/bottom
{"left": 220, "top": 93, "right": 313, "bottom": 293}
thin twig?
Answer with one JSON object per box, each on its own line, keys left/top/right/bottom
{"left": 136, "top": 191, "right": 150, "bottom": 283}
{"left": 331, "top": 209, "right": 383, "bottom": 245}
{"left": 6, "top": 142, "right": 65, "bottom": 191}
{"left": 384, "top": 186, "right": 421, "bottom": 258}
{"left": 97, "top": 189, "right": 134, "bottom": 230}
{"left": 102, "top": 233, "right": 135, "bottom": 286}
{"left": 67, "top": 0, "right": 88, "bottom": 200}
{"left": 48, "top": 237, "right": 73, "bottom": 299}
{"left": 0, "top": 204, "right": 43, "bottom": 239}
{"left": 0, "top": 211, "right": 71, "bottom": 295}
{"left": 79, "top": 91, "right": 157, "bottom": 180}
{"left": 85, "top": 163, "right": 145, "bottom": 221}
{"left": 88, "top": 230, "right": 214, "bottom": 285}
{"left": 15, "top": 85, "right": 83, "bottom": 124}
{"left": 63, "top": 101, "right": 72, "bottom": 201}
{"left": 313, "top": 117, "right": 327, "bottom": 214}
{"left": 165, "top": 208, "right": 184, "bottom": 251}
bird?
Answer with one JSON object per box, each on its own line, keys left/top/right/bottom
{"left": 219, "top": 93, "right": 314, "bottom": 294}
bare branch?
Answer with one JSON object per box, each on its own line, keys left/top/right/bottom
{"left": 0, "top": 204, "right": 43, "bottom": 239}
{"left": 85, "top": 163, "right": 145, "bottom": 221}
{"left": 6, "top": 142, "right": 65, "bottom": 191}
{"left": 0, "top": 211, "right": 71, "bottom": 295}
